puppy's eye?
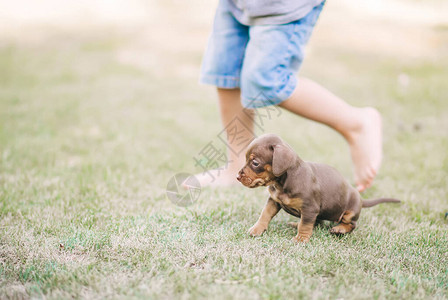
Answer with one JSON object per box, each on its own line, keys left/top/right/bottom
{"left": 252, "top": 161, "right": 260, "bottom": 167}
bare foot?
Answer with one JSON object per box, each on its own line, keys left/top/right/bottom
{"left": 348, "top": 107, "right": 382, "bottom": 192}
{"left": 190, "top": 166, "right": 242, "bottom": 188}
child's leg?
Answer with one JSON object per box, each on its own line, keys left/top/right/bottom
{"left": 194, "top": 88, "right": 254, "bottom": 187}
{"left": 279, "top": 77, "right": 382, "bottom": 192}
{"left": 193, "top": 0, "right": 253, "bottom": 187}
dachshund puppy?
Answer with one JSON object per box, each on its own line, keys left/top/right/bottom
{"left": 237, "top": 134, "right": 400, "bottom": 243}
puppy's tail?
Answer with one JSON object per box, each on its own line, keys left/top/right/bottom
{"left": 362, "top": 198, "right": 401, "bottom": 208}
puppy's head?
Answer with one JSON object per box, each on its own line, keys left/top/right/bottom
{"left": 237, "top": 134, "right": 297, "bottom": 188}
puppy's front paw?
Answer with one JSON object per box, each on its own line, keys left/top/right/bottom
{"left": 248, "top": 224, "right": 267, "bottom": 237}
{"left": 292, "top": 234, "right": 310, "bottom": 243}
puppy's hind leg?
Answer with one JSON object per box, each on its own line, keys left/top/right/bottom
{"left": 330, "top": 210, "right": 357, "bottom": 234}
{"left": 331, "top": 192, "right": 361, "bottom": 235}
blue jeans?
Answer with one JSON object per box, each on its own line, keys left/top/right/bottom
{"left": 200, "top": 0, "right": 325, "bottom": 108}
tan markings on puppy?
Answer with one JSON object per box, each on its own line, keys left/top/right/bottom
{"left": 248, "top": 223, "right": 267, "bottom": 236}
{"left": 330, "top": 223, "right": 354, "bottom": 234}
{"left": 283, "top": 197, "right": 303, "bottom": 208}
{"left": 246, "top": 152, "right": 255, "bottom": 161}
{"left": 331, "top": 210, "right": 356, "bottom": 234}
{"left": 249, "top": 178, "right": 264, "bottom": 188}
{"left": 340, "top": 210, "right": 356, "bottom": 223}
{"left": 269, "top": 184, "right": 303, "bottom": 208}
{"left": 248, "top": 198, "right": 281, "bottom": 237}
{"left": 268, "top": 185, "right": 281, "bottom": 202}
{"left": 292, "top": 221, "right": 314, "bottom": 243}
{"left": 242, "top": 163, "right": 275, "bottom": 188}
{"left": 257, "top": 197, "right": 280, "bottom": 225}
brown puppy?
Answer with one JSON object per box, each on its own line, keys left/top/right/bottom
{"left": 237, "top": 133, "right": 400, "bottom": 243}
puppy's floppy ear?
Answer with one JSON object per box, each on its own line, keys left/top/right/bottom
{"left": 272, "top": 144, "right": 296, "bottom": 177}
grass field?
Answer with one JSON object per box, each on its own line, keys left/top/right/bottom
{"left": 1, "top": 0, "right": 448, "bottom": 299}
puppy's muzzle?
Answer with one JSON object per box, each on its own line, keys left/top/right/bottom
{"left": 237, "top": 169, "right": 251, "bottom": 186}
{"left": 236, "top": 170, "right": 245, "bottom": 183}
{"left": 237, "top": 169, "right": 263, "bottom": 188}
{"left": 236, "top": 171, "right": 242, "bottom": 182}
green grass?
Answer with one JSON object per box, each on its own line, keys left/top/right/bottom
{"left": 1, "top": 4, "right": 448, "bottom": 299}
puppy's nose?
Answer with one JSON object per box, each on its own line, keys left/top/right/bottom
{"left": 236, "top": 170, "right": 243, "bottom": 182}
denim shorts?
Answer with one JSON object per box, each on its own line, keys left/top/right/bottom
{"left": 200, "top": 0, "right": 325, "bottom": 108}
